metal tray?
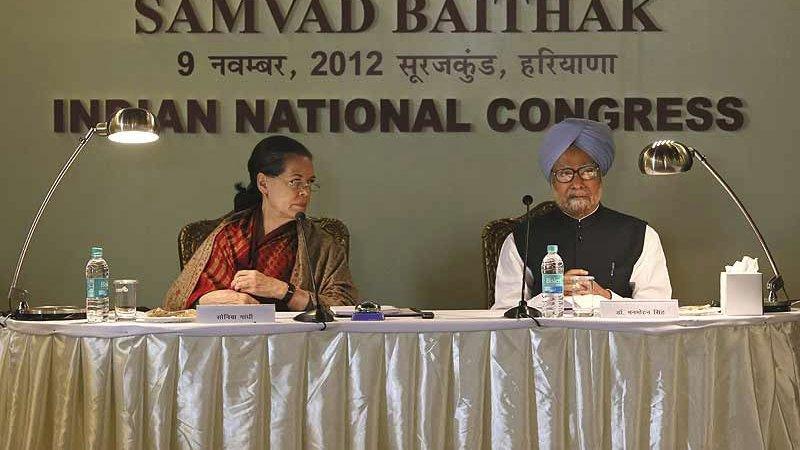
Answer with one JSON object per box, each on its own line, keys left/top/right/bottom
{"left": 13, "top": 305, "right": 86, "bottom": 321}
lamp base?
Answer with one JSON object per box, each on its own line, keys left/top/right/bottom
{"left": 8, "top": 286, "right": 30, "bottom": 314}
{"left": 763, "top": 300, "right": 792, "bottom": 313}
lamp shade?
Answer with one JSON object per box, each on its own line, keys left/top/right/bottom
{"left": 639, "top": 140, "right": 693, "bottom": 175}
{"left": 102, "top": 108, "right": 158, "bottom": 143}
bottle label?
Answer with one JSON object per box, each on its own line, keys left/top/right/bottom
{"left": 542, "top": 274, "right": 564, "bottom": 294}
{"left": 87, "top": 278, "right": 108, "bottom": 298}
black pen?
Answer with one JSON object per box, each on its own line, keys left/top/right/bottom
{"left": 410, "top": 307, "right": 435, "bottom": 319}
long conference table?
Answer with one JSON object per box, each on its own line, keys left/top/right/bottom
{"left": 1, "top": 310, "right": 799, "bottom": 450}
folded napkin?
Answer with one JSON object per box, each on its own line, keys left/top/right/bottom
{"left": 678, "top": 304, "right": 722, "bottom": 316}
{"left": 571, "top": 294, "right": 601, "bottom": 310}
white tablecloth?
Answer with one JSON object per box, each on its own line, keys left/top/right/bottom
{"left": 1, "top": 310, "right": 799, "bottom": 449}
{"left": 8, "top": 309, "right": 799, "bottom": 337}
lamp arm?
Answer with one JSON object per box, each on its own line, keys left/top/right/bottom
{"left": 7, "top": 127, "right": 97, "bottom": 299}
{"left": 691, "top": 149, "right": 781, "bottom": 279}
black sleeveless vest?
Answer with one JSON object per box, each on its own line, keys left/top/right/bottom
{"left": 513, "top": 205, "right": 646, "bottom": 297}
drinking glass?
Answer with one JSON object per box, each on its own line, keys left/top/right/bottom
{"left": 570, "top": 275, "right": 596, "bottom": 317}
{"left": 113, "top": 279, "right": 138, "bottom": 321}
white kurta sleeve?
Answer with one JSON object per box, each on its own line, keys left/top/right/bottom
{"left": 492, "top": 234, "right": 542, "bottom": 310}
{"left": 609, "top": 225, "right": 672, "bottom": 299}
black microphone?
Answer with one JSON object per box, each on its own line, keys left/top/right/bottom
{"left": 504, "top": 195, "right": 542, "bottom": 322}
{"left": 293, "top": 212, "right": 335, "bottom": 323}
{"left": 522, "top": 194, "right": 533, "bottom": 207}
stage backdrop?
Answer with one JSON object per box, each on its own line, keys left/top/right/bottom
{"left": 0, "top": 0, "right": 797, "bottom": 310}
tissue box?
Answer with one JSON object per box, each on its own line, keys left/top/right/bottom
{"left": 720, "top": 272, "right": 763, "bottom": 316}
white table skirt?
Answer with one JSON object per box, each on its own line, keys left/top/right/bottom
{"left": 1, "top": 311, "right": 799, "bottom": 449}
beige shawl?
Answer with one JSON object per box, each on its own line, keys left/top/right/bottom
{"left": 163, "top": 216, "right": 358, "bottom": 310}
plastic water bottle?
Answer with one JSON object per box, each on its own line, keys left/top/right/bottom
{"left": 85, "top": 246, "right": 110, "bottom": 323}
{"left": 541, "top": 244, "right": 565, "bottom": 317}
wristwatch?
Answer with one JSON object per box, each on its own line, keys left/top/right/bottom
{"left": 280, "top": 282, "right": 296, "bottom": 303}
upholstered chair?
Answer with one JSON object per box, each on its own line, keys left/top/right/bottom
{"left": 481, "top": 201, "right": 558, "bottom": 308}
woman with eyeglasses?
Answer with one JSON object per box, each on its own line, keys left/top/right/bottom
{"left": 165, "top": 135, "right": 357, "bottom": 310}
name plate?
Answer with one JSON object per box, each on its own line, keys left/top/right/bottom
{"left": 197, "top": 304, "right": 276, "bottom": 323}
{"left": 599, "top": 299, "right": 679, "bottom": 319}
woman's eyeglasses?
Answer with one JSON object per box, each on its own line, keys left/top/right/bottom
{"left": 281, "top": 178, "right": 320, "bottom": 192}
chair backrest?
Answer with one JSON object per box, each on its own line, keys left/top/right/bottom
{"left": 178, "top": 215, "right": 350, "bottom": 270}
{"left": 481, "top": 201, "right": 558, "bottom": 308}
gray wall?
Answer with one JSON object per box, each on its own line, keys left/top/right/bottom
{"left": 1, "top": 1, "right": 797, "bottom": 309}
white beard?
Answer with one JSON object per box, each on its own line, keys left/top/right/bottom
{"left": 559, "top": 196, "right": 593, "bottom": 218}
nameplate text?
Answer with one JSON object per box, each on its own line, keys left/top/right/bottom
{"left": 599, "top": 299, "right": 678, "bottom": 319}
{"left": 197, "top": 304, "right": 276, "bottom": 323}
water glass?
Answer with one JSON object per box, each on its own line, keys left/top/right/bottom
{"left": 113, "top": 279, "right": 138, "bottom": 321}
{"left": 570, "top": 276, "right": 596, "bottom": 317}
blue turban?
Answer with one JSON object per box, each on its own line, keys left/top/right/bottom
{"left": 538, "top": 118, "right": 614, "bottom": 179}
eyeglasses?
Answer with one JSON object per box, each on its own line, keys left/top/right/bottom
{"left": 551, "top": 164, "right": 601, "bottom": 183}
{"left": 276, "top": 177, "right": 320, "bottom": 192}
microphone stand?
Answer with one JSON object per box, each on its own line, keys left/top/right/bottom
{"left": 505, "top": 195, "right": 542, "bottom": 323}
{"left": 293, "top": 213, "right": 335, "bottom": 324}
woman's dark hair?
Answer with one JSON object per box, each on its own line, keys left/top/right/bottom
{"left": 234, "top": 135, "right": 313, "bottom": 211}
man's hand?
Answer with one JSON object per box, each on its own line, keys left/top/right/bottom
{"left": 564, "top": 268, "right": 612, "bottom": 299}
{"left": 198, "top": 289, "right": 259, "bottom": 305}
{"left": 231, "top": 270, "right": 288, "bottom": 299}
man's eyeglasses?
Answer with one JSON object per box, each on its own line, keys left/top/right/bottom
{"left": 551, "top": 164, "right": 601, "bottom": 183}
{"left": 277, "top": 178, "right": 320, "bottom": 192}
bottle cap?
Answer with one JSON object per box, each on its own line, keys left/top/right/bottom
{"left": 91, "top": 246, "right": 103, "bottom": 258}
{"left": 547, "top": 244, "right": 558, "bottom": 253}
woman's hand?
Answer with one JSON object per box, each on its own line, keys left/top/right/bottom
{"left": 198, "top": 289, "right": 259, "bottom": 305}
{"left": 564, "top": 268, "right": 612, "bottom": 299}
{"left": 231, "top": 270, "right": 288, "bottom": 299}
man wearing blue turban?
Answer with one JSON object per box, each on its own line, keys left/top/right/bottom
{"left": 493, "top": 118, "right": 671, "bottom": 313}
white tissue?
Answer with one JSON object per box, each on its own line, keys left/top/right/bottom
{"left": 725, "top": 256, "right": 760, "bottom": 273}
